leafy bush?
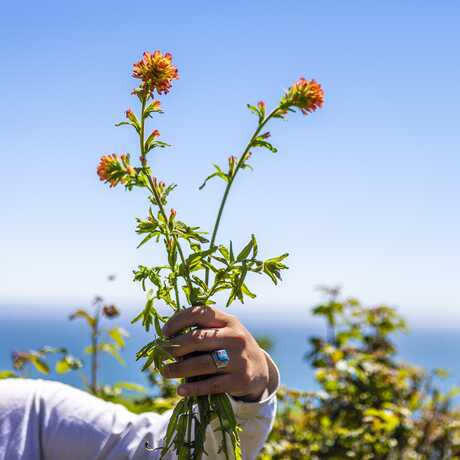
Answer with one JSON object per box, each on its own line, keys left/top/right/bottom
{"left": 260, "top": 287, "right": 460, "bottom": 459}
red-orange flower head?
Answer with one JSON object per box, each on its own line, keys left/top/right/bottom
{"left": 132, "top": 50, "right": 179, "bottom": 95}
{"left": 280, "top": 78, "right": 324, "bottom": 115}
{"left": 97, "top": 153, "right": 134, "bottom": 188}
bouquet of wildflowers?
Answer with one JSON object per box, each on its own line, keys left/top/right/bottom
{"left": 97, "top": 50, "right": 323, "bottom": 459}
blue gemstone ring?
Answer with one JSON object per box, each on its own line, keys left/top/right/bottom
{"left": 211, "top": 349, "right": 230, "bottom": 369}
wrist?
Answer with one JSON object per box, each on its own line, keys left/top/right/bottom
{"left": 233, "top": 386, "right": 268, "bottom": 403}
{"left": 231, "top": 350, "right": 273, "bottom": 402}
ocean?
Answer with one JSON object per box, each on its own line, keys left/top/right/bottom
{"left": 0, "top": 309, "right": 459, "bottom": 394}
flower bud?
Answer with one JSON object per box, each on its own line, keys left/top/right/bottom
{"left": 102, "top": 304, "right": 120, "bottom": 318}
{"left": 125, "top": 109, "right": 135, "bottom": 121}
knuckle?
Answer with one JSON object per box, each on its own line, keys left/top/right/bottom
{"left": 231, "top": 329, "right": 247, "bottom": 345}
{"left": 225, "top": 313, "right": 237, "bottom": 323}
{"left": 191, "top": 305, "right": 206, "bottom": 317}
{"left": 191, "top": 330, "right": 207, "bottom": 343}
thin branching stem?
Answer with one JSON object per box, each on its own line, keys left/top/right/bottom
{"left": 204, "top": 108, "right": 278, "bottom": 286}
{"left": 139, "top": 95, "right": 191, "bottom": 309}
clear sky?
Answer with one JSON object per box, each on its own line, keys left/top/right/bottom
{"left": 1, "top": 1, "right": 459, "bottom": 327}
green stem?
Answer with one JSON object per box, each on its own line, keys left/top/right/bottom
{"left": 90, "top": 302, "right": 100, "bottom": 394}
{"left": 139, "top": 95, "right": 192, "bottom": 308}
{"left": 187, "top": 397, "right": 193, "bottom": 456}
{"left": 204, "top": 108, "right": 278, "bottom": 286}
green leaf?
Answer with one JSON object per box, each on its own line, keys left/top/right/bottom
{"left": 237, "top": 237, "right": 254, "bottom": 262}
{"left": 0, "top": 370, "right": 17, "bottom": 379}
{"left": 109, "top": 327, "right": 129, "bottom": 348}
{"left": 30, "top": 356, "right": 49, "bottom": 374}
{"left": 136, "top": 232, "right": 156, "bottom": 249}
{"left": 161, "top": 398, "right": 187, "bottom": 456}
{"left": 146, "top": 138, "right": 171, "bottom": 153}
{"left": 113, "top": 381, "right": 146, "bottom": 393}
{"left": 173, "top": 222, "right": 209, "bottom": 244}
{"left": 115, "top": 119, "right": 140, "bottom": 134}
{"left": 247, "top": 103, "right": 260, "bottom": 117}
{"left": 252, "top": 138, "right": 278, "bottom": 153}
{"left": 192, "top": 276, "right": 209, "bottom": 292}
{"left": 69, "top": 309, "right": 96, "bottom": 329}
{"left": 241, "top": 283, "right": 256, "bottom": 299}
{"left": 55, "top": 359, "right": 71, "bottom": 374}
{"left": 263, "top": 253, "right": 289, "bottom": 284}
{"left": 154, "top": 315, "right": 163, "bottom": 337}
{"left": 199, "top": 164, "right": 229, "bottom": 190}
{"left": 100, "top": 343, "right": 125, "bottom": 365}
{"left": 246, "top": 103, "right": 263, "bottom": 123}
{"left": 251, "top": 234, "right": 258, "bottom": 258}
{"left": 218, "top": 245, "right": 230, "bottom": 261}
{"left": 229, "top": 241, "right": 235, "bottom": 262}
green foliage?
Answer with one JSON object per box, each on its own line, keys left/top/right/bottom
{"left": 70, "top": 294, "right": 128, "bottom": 392}
{"left": 11, "top": 347, "right": 82, "bottom": 377}
{"left": 0, "top": 285, "right": 173, "bottom": 405}
{"left": 259, "top": 288, "right": 460, "bottom": 460}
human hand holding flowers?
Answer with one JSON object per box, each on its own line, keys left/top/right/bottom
{"left": 161, "top": 306, "right": 271, "bottom": 403}
{"left": 97, "top": 49, "right": 323, "bottom": 459}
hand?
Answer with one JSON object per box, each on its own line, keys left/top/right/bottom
{"left": 161, "top": 306, "right": 270, "bottom": 402}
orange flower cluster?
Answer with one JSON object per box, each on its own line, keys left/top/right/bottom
{"left": 132, "top": 50, "right": 179, "bottom": 95}
{"left": 97, "top": 154, "right": 135, "bottom": 187}
{"left": 280, "top": 78, "right": 324, "bottom": 115}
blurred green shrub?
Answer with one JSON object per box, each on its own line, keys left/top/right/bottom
{"left": 259, "top": 287, "right": 460, "bottom": 459}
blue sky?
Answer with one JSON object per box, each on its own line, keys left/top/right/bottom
{"left": 1, "top": 1, "right": 459, "bottom": 326}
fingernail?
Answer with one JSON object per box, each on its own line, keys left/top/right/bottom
{"left": 177, "top": 385, "right": 187, "bottom": 396}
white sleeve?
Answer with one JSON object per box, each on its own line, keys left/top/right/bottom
{"left": 0, "top": 356, "right": 279, "bottom": 460}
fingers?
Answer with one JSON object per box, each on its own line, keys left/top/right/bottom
{"left": 162, "top": 306, "right": 232, "bottom": 337}
{"left": 165, "top": 328, "right": 227, "bottom": 358}
{"left": 162, "top": 353, "right": 223, "bottom": 379}
{"left": 177, "top": 374, "right": 232, "bottom": 397}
